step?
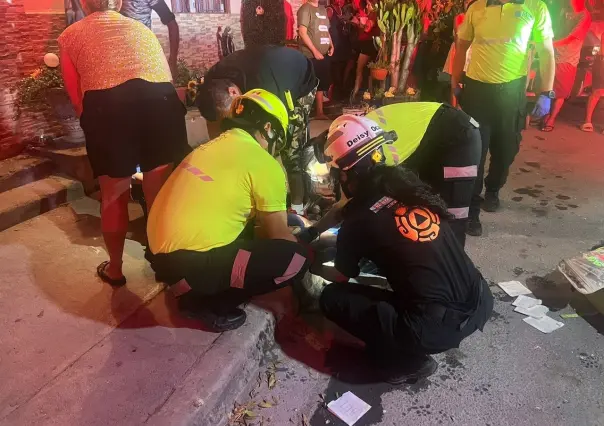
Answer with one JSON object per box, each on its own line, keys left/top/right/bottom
{"left": 0, "top": 202, "right": 282, "bottom": 426}
{"left": 0, "top": 154, "right": 55, "bottom": 194}
{"left": 0, "top": 174, "right": 84, "bottom": 232}
{"left": 27, "top": 145, "right": 96, "bottom": 194}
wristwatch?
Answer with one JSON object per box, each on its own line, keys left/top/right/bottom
{"left": 540, "top": 90, "right": 556, "bottom": 99}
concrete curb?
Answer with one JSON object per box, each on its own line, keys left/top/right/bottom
{"left": 146, "top": 305, "right": 275, "bottom": 426}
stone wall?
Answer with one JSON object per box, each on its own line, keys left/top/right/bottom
{"left": 0, "top": 0, "right": 65, "bottom": 160}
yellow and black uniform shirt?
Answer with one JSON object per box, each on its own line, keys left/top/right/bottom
{"left": 147, "top": 129, "right": 288, "bottom": 254}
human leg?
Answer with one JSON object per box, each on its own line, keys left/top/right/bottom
{"left": 353, "top": 53, "right": 370, "bottom": 98}
{"left": 542, "top": 63, "right": 575, "bottom": 131}
{"left": 458, "top": 78, "right": 493, "bottom": 236}
{"left": 584, "top": 89, "right": 604, "bottom": 129}
{"left": 174, "top": 239, "right": 311, "bottom": 331}
{"left": 98, "top": 176, "right": 131, "bottom": 283}
{"left": 320, "top": 283, "right": 437, "bottom": 383}
{"left": 483, "top": 78, "right": 526, "bottom": 209}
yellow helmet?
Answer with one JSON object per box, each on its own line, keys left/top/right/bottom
{"left": 230, "top": 89, "right": 289, "bottom": 140}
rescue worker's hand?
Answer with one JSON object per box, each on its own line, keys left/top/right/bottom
{"left": 531, "top": 95, "right": 552, "bottom": 120}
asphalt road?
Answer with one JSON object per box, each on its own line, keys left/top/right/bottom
{"left": 243, "top": 117, "right": 604, "bottom": 426}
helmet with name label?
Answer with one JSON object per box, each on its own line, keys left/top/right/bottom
{"left": 324, "top": 115, "right": 397, "bottom": 171}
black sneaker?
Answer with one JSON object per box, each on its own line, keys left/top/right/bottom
{"left": 379, "top": 355, "right": 438, "bottom": 385}
{"left": 482, "top": 191, "right": 501, "bottom": 212}
{"left": 466, "top": 218, "right": 483, "bottom": 237}
{"left": 178, "top": 293, "right": 247, "bottom": 332}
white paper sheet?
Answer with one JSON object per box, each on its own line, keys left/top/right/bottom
{"left": 515, "top": 304, "right": 549, "bottom": 318}
{"left": 498, "top": 281, "right": 532, "bottom": 297}
{"left": 327, "top": 392, "right": 371, "bottom": 426}
{"left": 513, "top": 295, "right": 542, "bottom": 309}
{"left": 523, "top": 315, "right": 564, "bottom": 333}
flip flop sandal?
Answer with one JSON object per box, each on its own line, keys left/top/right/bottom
{"left": 581, "top": 123, "right": 594, "bottom": 132}
{"left": 540, "top": 124, "right": 555, "bottom": 132}
{"left": 97, "top": 261, "right": 126, "bottom": 287}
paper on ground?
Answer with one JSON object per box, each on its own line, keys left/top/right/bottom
{"left": 515, "top": 304, "right": 549, "bottom": 318}
{"left": 524, "top": 315, "right": 564, "bottom": 333}
{"left": 498, "top": 281, "right": 532, "bottom": 297}
{"left": 327, "top": 391, "right": 371, "bottom": 426}
{"left": 513, "top": 295, "right": 542, "bottom": 309}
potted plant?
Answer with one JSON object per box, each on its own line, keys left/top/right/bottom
{"left": 12, "top": 54, "right": 85, "bottom": 144}
{"left": 173, "top": 59, "right": 205, "bottom": 107}
{"left": 368, "top": 58, "right": 390, "bottom": 81}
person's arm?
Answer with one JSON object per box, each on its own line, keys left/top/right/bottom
{"left": 252, "top": 158, "right": 295, "bottom": 241}
{"left": 553, "top": 12, "right": 591, "bottom": 48}
{"left": 152, "top": 0, "right": 179, "bottom": 77}
{"left": 59, "top": 49, "right": 83, "bottom": 116}
{"left": 312, "top": 224, "right": 362, "bottom": 283}
{"left": 530, "top": 2, "right": 556, "bottom": 118}
{"left": 256, "top": 210, "right": 297, "bottom": 242}
{"left": 451, "top": 6, "right": 473, "bottom": 97}
{"left": 327, "top": 31, "right": 335, "bottom": 56}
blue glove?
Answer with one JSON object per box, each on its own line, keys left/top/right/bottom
{"left": 531, "top": 95, "right": 552, "bottom": 120}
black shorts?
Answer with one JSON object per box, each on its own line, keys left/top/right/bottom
{"left": 359, "top": 38, "right": 377, "bottom": 57}
{"left": 81, "top": 79, "right": 190, "bottom": 178}
{"left": 311, "top": 57, "right": 332, "bottom": 91}
{"left": 593, "top": 56, "right": 604, "bottom": 90}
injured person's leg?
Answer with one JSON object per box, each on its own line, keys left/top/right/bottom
{"left": 319, "top": 282, "right": 438, "bottom": 384}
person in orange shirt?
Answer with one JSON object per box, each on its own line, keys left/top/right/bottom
{"left": 58, "top": 0, "right": 190, "bottom": 286}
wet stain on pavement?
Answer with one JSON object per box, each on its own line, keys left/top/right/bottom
{"left": 512, "top": 196, "right": 523, "bottom": 202}
{"left": 539, "top": 200, "right": 549, "bottom": 206}
{"left": 555, "top": 175, "right": 564, "bottom": 179}
{"left": 556, "top": 194, "right": 571, "bottom": 200}
{"left": 555, "top": 205, "right": 568, "bottom": 211}
{"left": 568, "top": 204, "right": 579, "bottom": 209}
{"left": 531, "top": 207, "right": 548, "bottom": 217}
{"left": 525, "top": 161, "right": 541, "bottom": 169}
{"left": 519, "top": 168, "right": 531, "bottom": 173}
{"left": 515, "top": 187, "right": 543, "bottom": 198}
{"left": 534, "top": 184, "right": 544, "bottom": 188}
{"left": 535, "top": 136, "right": 546, "bottom": 141}
{"left": 489, "top": 310, "right": 511, "bottom": 325}
{"left": 513, "top": 267, "right": 525, "bottom": 277}
{"left": 578, "top": 353, "right": 600, "bottom": 369}
{"left": 474, "top": 383, "right": 493, "bottom": 396}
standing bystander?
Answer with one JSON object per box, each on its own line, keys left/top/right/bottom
{"left": 541, "top": 0, "right": 592, "bottom": 132}
{"left": 298, "top": 0, "right": 334, "bottom": 120}
{"left": 582, "top": 19, "right": 604, "bottom": 132}
{"left": 120, "top": 0, "right": 180, "bottom": 78}
{"left": 452, "top": 0, "right": 556, "bottom": 237}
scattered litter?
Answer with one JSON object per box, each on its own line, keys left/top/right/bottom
{"left": 558, "top": 247, "right": 604, "bottom": 294}
{"left": 327, "top": 391, "right": 371, "bottom": 426}
{"left": 513, "top": 295, "right": 542, "bottom": 309}
{"left": 498, "top": 281, "right": 532, "bottom": 297}
{"left": 523, "top": 316, "right": 564, "bottom": 334}
{"left": 514, "top": 304, "right": 549, "bottom": 318}
{"left": 560, "top": 313, "right": 579, "bottom": 319}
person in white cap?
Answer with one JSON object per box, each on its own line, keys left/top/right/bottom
{"left": 309, "top": 115, "right": 493, "bottom": 385}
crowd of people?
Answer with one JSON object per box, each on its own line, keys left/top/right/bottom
{"left": 57, "top": 0, "right": 600, "bottom": 384}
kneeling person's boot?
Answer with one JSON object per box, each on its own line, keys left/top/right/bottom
{"left": 378, "top": 354, "right": 438, "bottom": 385}
{"left": 177, "top": 291, "right": 247, "bottom": 332}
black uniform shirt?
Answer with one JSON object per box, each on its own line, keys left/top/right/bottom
{"left": 202, "top": 45, "right": 316, "bottom": 112}
{"left": 335, "top": 194, "right": 482, "bottom": 311}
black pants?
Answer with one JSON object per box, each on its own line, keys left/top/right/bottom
{"left": 460, "top": 77, "right": 527, "bottom": 220}
{"left": 319, "top": 280, "right": 493, "bottom": 367}
{"left": 403, "top": 104, "right": 482, "bottom": 247}
{"left": 152, "top": 238, "right": 311, "bottom": 310}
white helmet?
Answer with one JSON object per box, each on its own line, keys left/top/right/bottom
{"left": 324, "top": 115, "right": 396, "bottom": 171}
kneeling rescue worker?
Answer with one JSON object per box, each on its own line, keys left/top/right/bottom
{"left": 147, "top": 89, "right": 311, "bottom": 332}
{"left": 312, "top": 116, "right": 493, "bottom": 384}
{"left": 305, "top": 102, "right": 481, "bottom": 247}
